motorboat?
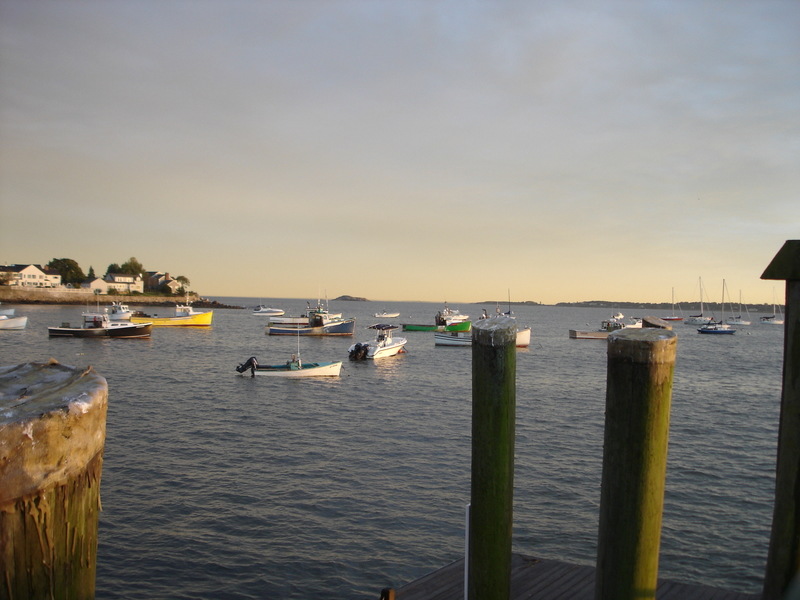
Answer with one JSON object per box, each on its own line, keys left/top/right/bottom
{"left": 434, "top": 331, "right": 471, "bottom": 346}
{"left": 374, "top": 310, "right": 400, "bottom": 318}
{"left": 236, "top": 355, "right": 342, "bottom": 377}
{"left": 130, "top": 303, "right": 213, "bottom": 327}
{"left": 253, "top": 305, "right": 285, "bottom": 316}
{"left": 0, "top": 315, "right": 27, "bottom": 330}
{"left": 436, "top": 302, "right": 469, "bottom": 326}
{"left": 269, "top": 302, "right": 341, "bottom": 324}
{"left": 569, "top": 315, "right": 641, "bottom": 340}
{"left": 107, "top": 302, "right": 133, "bottom": 321}
{"left": 268, "top": 308, "right": 355, "bottom": 336}
{"left": 49, "top": 312, "right": 152, "bottom": 338}
{"left": 348, "top": 324, "right": 407, "bottom": 359}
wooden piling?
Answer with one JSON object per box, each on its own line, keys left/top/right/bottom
{"left": 595, "top": 328, "right": 677, "bottom": 600}
{"left": 469, "top": 316, "right": 517, "bottom": 600}
{"left": 761, "top": 240, "right": 800, "bottom": 600}
{"left": 0, "top": 360, "right": 108, "bottom": 600}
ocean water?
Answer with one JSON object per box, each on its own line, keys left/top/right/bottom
{"left": 0, "top": 298, "right": 785, "bottom": 598}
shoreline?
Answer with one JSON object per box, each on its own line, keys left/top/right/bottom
{"left": 0, "top": 288, "right": 241, "bottom": 309}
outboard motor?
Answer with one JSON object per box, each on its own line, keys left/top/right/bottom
{"left": 236, "top": 356, "right": 259, "bottom": 376}
{"left": 349, "top": 343, "right": 369, "bottom": 361}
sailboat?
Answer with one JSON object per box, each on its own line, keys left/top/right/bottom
{"left": 726, "top": 290, "right": 751, "bottom": 325}
{"left": 761, "top": 288, "right": 785, "bottom": 325}
{"left": 661, "top": 287, "right": 684, "bottom": 321}
{"left": 698, "top": 280, "right": 736, "bottom": 334}
{"left": 685, "top": 277, "right": 714, "bottom": 325}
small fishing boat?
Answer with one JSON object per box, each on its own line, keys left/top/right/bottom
{"left": 269, "top": 302, "right": 341, "bottom": 324}
{"left": 348, "top": 324, "right": 407, "bottom": 359}
{"left": 130, "top": 303, "right": 213, "bottom": 327}
{"left": 402, "top": 321, "right": 471, "bottom": 332}
{"left": 267, "top": 310, "right": 356, "bottom": 336}
{"left": 49, "top": 313, "right": 152, "bottom": 338}
{"left": 0, "top": 315, "right": 27, "bottom": 330}
{"left": 374, "top": 310, "right": 400, "bottom": 318}
{"left": 235, "top": 355, "right": 342, "bottom": 377}
{"left": 569, "top": 315, "right": 641, "bottom": 340}
{"left": 107, "top": 302, "right": 133, "bottom": 321}
{"left": 253, "top": 305, "right": 285, "bottom": 316}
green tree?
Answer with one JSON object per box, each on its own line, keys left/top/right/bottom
{"left": 87, "top": 266, "right": 96, "bottom": 279}
{"left": 47, "top": 258, "right": 85, "bottom": 286}
{"left": 120, "top": 257, "right": 145, "bottom": 277}
{"left": 176, "top": 275, "right": 190, "bottom": 287}
{"left": 104, "top": 263, "right": 122, "bottom": 277}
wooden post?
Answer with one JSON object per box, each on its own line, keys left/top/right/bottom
{"left": 595, "top": 328, "right": 677, "bottom": 600}
{"left": 761, "top": 240, "right": 800, "bottom": 600}
{"left": 468, "top": 316, "right": 516, "bottom": 600}
{"left": 0, "top": 360, "right": 108, "bottom": 600}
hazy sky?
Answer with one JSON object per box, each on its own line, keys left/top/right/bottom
{"left": 1, "top": 1, "right": 797, "bottom": 304}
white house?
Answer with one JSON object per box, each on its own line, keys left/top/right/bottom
{"left": 104, "top": 273, "right": 144, "bottom": 294}
{"left": 0, "top": 264, "right": 61, "bottom": 287}
{"left": 81, "top": 277, "right": 109, "bottom": 294}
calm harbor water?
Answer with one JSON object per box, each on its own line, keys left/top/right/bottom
{"left": 0, "top": 298, "right": 786, "bottom": 598}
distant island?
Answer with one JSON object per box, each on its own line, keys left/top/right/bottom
{"left": 333, "top": 295, "right": 368, "bottom": 302}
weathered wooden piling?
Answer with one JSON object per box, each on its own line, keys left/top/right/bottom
{"left": 595, "top": 327, "right": 678, "bottom": 600}
{"left": 0, "top": 360, "right": 108, "bottom": 600}
{"left": 761, "top": 240, "right": 800, "bottom": 600}
{"left": 468, "top": 316, "right": 517, "bottom": 600}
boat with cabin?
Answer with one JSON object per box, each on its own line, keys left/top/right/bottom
{"left": 49, "top": 312, "right": 152, "bottom": 338}
{"left": 267, "top": 308, "right": 355, "bottom": 336}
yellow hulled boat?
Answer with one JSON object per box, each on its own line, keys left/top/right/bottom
{"left": 131, "top": 304, "right": 213, "bottom": 327}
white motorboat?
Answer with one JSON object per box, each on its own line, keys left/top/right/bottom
{"left": 374, "top": 310, "right": 400, "bottom": 318}
{"left": 107, "top": 302, "right": 133, "bottom": 321}
{"left": 435, "top": 302, "right": 469, "bottom": 326}
{"left": 348, "top": 324, "right": 408, "bottom": 359}
{"left": 0, "top": 315, "right": 27, "bottom": 330}
{"left": 435, "top": 327, "right": 531, "bottom": 347}
{"left": 253, "top": 305, "right": 285, "bottom": 316}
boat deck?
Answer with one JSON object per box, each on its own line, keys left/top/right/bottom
{"left": 390, "top": 554, "right": 758, "bottom": 600}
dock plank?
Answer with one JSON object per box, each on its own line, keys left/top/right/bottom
{"left": 393, "top": 554, "right": 759, "bottom": 600}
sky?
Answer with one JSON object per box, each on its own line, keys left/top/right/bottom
{"left": 1, "top": 1, "right": 797, "bottom": 305}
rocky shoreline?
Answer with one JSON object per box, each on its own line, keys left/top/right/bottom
{"left": 0, "top": 288, "right": 241, "bottom": 309}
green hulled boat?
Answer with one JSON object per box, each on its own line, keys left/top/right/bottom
{"left": 402, "top": 321, "right": 472, "bottom": 332}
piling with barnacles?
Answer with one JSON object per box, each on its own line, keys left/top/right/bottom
{"left": 0, "top": 359, "right": 108, "bottom": 600}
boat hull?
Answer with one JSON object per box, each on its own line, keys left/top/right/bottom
{"left": 48, "top": 322, "right": 152, "bottom": 338}
{"left": 434, "top": 331, "right": 471, "bottom": 346}
{"left": 402, "top": 321, "right": 471, "bottom": 332}
{"left": 0, "top": 316, "right": 27, "bottom": 330}
{"left": 243, "top": 361, "right": 342, "bottom": 377}
{"left": 131, "top": 311, "right": 213, "bottom": 327}
{"left": 268, "top": 318, "right": 356, "bottom": 336}
{"left": 348, "top": 338, "right": 408, "bottom": 359}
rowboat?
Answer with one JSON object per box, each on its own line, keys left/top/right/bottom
{"left": 434, "top": 326, "right": 531, "bottom": 347}
{"left": 49, "top": 313, "right": 152, "bottom": 338}
{"left": 348, "top": 324, "right": 407, "bottom": 359}
{"left": 130, "top": 303, "right": 213, "bottom": 327}
{"left": 0, "top": 315, "right": 27, "bottom": 330}
{"left": 235, "top": 355, "right": 342, "bottom": 377}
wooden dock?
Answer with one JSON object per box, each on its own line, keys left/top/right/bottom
{"left": 392, "top": 553, "right": 759, "bottom": 600}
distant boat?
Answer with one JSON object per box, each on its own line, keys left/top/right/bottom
{"left": 569, "top": 315, "right": 642, "bottom": 340}
{"left": 402, "top": 321, "right": 471, "bottom": 332}
{"left": 435, "top": 326, "right": 531, "bottom": 347}
{"left": 726, "top": 290, "right": 751, "bottom": 326}
{"left": 761, "top": 289, "right": 784, "bottom": 325}
{"left": 235, "top": 355, "right": 342, "bottom": 377}
{"left": 348, "top": 324, "right": 407, "bottom": 359}
{"left": 0, "top": 307, "right": 15, "bottom": 316}
{"left": 685, "top": 277, "right": 714, "bottom": 326}
{"left": 699, "top": 280, "right": 736, "bottom": 334}
{"left": 662, "top": 288, "right": 684, "bottom": 321}
{"left": 374, "top": 310, "right": 400, "bottom": 318}
{"left": 268, "top": 308, "right": 355, "bottom": 336}
{"left": 253, "top": 305, "right": 285, "bottom": 316}
{"left": 130, "top": 303, "right": 213, "bottom": 327}
{"left": 0, "top": 315, "right": 27, "bottom": 330}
